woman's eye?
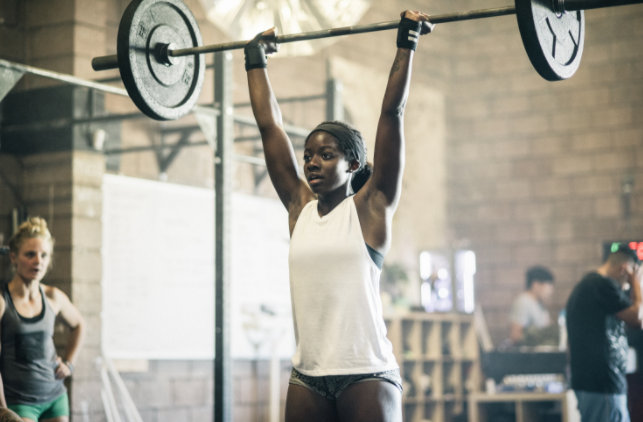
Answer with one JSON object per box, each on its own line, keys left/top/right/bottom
{"left": 322, "top": 153, "right": 332, "bottom": 160}
{"left": 303, "top": 155, "right": 310, "bottom": 162}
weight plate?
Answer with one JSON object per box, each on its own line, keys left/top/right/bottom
{"left": 515, "top": 0, "right": 585, "bottom": 81}
{"left": 117, "top": 0, "right": 204, "bottom": 120}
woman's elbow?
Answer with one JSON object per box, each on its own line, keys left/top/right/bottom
{"left": 72, "top": 314, "right": 86, "bottom": 333}
{"left": 381, "top": 106, "right": 405, "bottom": 118}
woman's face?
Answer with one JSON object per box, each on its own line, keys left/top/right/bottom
{"left": 303, "top": 131, "right": 355, "bottom": 194}
{"left": 11, "top": 237, "right": 52, "bottom": 284}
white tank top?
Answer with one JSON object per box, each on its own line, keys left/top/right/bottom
{"left": 288, "top": 196, "right": 398, "bottom": 376}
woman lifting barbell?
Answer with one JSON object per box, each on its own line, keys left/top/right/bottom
{"left": 245, "top": 10, "right": 434, "bottom": 422}
{"left": 0, "top": 217, "right": 85, "bottom": 422}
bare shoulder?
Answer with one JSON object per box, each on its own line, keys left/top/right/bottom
{"left": 42, "top": 284, "right": 83, "bottom": 325}
{"left": 42, "top": 283, "right": 60, "bottom": 299}
{"left": 287, "top": 187, "right": 315, "bottom": 234}
{"left": 42, "top": 284, "right": 69, "bottom": 307}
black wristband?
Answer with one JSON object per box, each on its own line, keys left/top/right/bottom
{"left": 244, "top": 41, "right": 267, "bottom": 71}
{"left": 397, "top": 17, "right": 422, "bottom": 50}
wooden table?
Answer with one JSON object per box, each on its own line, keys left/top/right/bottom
{"left": 468, "top": 390, "right": 580, "bottom": 422}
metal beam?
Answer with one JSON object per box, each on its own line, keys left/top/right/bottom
{"left": 0, "top": 59, "right": 217, "bottom": 117}
{"left": 157, "top": 131, "right": 192, "bottom": 174}
{"left": 325, "top": 77, "right": 344, "bottom": 121}
{"left": 0, "top": 59, "right": 129, "bottom": 97}
{"left": 233, "top": 114, "right": 310, "bottom": 138}
{"left": 214, "top": 51, "right": 232, "bottom": 422}
{"left": 0, "top": 65, "right": 24, "bottom": 102}
{"left": 233, "top": 93, "right": 326, "bottom": 108}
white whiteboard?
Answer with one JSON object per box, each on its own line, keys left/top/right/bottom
{"left": 102, "top": 174, "right": 294, "bottom": 360}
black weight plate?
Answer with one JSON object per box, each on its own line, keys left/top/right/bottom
{"left": 515, "top": 0, "right": 585, "bottom": 81}
{"left": 117, "top": 0, "right": 204, "bottom": 120}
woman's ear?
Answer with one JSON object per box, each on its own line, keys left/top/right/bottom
{"left": 349, "top": 160, "right": 360, "bottom": 172}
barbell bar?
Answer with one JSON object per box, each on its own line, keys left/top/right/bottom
{"left": 91, "top": 6, "right": 518, "bottom": 72}
{"left": 92, "top": 0, "right": 643, "bottom": 120}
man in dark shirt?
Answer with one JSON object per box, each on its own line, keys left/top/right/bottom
{"left": 566, "top": 245, "right": 642, "bottom": 422}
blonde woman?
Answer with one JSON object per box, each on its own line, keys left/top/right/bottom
{"left": 0, "top": 218, "right": 84, "bottom": 422}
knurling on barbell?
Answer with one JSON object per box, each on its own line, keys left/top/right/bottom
{"left": 93, "top": 0, "right": 642, "bottom": 121}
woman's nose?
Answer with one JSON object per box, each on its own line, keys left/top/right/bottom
{"left": 307, "top": 155, "right": 320, "bottom": 169}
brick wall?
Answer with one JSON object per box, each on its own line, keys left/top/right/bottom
{"left": 444, "top": 2, "right": 643, "bottom": 343}
{"left": 116, "top": 359, "right": 291, "bottom": 422}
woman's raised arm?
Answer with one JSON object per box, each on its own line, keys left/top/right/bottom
{"left": 368, "top": 11, "right": 434, "bottom": 209}
{"left": 245, "top": 30, "right": 310, "bottom": 211}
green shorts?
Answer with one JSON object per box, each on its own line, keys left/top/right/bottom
{"left": 8, "top": 392, "right": 69, "bottom": 420}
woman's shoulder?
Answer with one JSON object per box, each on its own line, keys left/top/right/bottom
{"left": 0, "top": 283, "right": 8, "bottom": 317}
{"left": 41, "top": 284, "right": 66, "bottom": 302}
{"left": 41, "top": 284, "right": 71, "bottom": 315}
{"left": 289, "top": 196, "right": 316, "bottom": 217}
{"left": 288, "top": 197, "right": 317, "bottom": 234}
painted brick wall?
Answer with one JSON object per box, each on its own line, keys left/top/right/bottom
{"left": 117, "top": 359, "right": 291, "bottom": 422}
{"left": 444, "top": 2, "right": 643, "bottom": 343}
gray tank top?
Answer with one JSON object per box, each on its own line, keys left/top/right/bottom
{"left": 1, "top": 284, "right": 65, "bottom": 404}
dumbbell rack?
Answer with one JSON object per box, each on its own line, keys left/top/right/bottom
{"left": 385, "top": 312, "right": 481, "bottom": 422}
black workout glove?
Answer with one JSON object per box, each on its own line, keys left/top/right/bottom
{"left": 244, "top": 33, "right": 268, "bottom": 71}
{"left": 397, "top": 17, "right": 423, "bottom": 50}
{"left": 244, "top": 29, "right": 278, "bottom": 71}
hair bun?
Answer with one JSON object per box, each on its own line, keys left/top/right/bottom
{"left": 351, "top": 162, "right": 373, "bottom": 193}
{"left": 8, "top": 216, "right": 54, "bottom": 254}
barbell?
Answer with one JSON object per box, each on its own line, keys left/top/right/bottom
{"left": 92, "top": 0, "right": 642, "bottom": 121}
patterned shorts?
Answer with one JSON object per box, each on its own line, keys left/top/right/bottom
{"left": 289, "top": 368, "right": 403, "bottom": 400}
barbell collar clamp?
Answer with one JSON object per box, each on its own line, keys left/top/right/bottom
{"left": 552, "top": 0, "right": 566, "bottom": 15}
{"left": 156, "top": 42, "right": 176, "bottom": 66}
{"left": 92, "top": 55, "right": 120, "bottom": 71}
